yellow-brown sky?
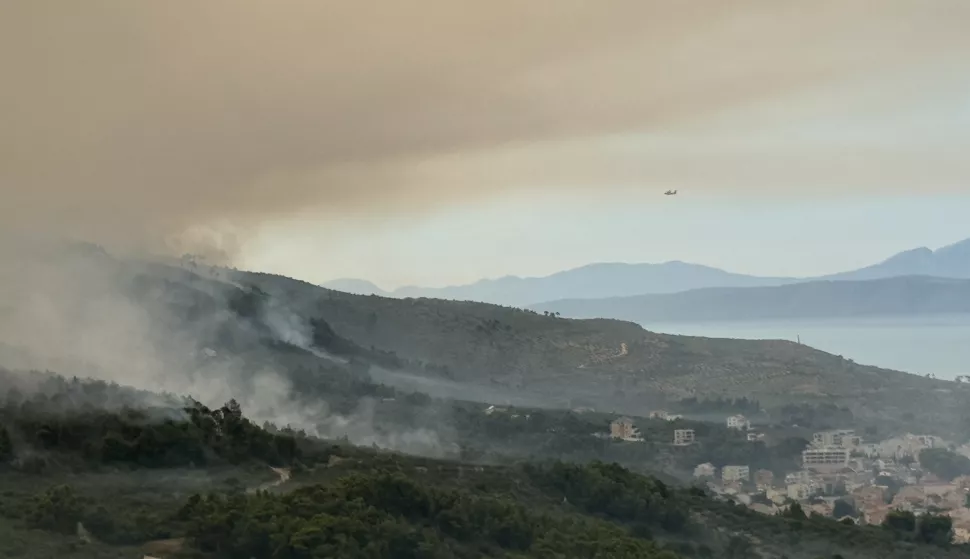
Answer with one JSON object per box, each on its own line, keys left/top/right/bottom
{"left": 3, "top": 1, "right": 970, "bottom": 264}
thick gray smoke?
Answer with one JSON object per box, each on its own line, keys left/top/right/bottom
{"left": 0, "top": 240, "right": 455, "bottom": 457}
{"left": 3, "top": 1, "right": 970, "bottom": 260}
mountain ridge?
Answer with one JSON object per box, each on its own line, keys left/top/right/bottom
{"left": 325, "top": 236, "right": 970, "bottom": 306}
{"left": 4, "top": 244, "right": 970, "bottom": 437}
{"left": 328, "top": 261, "right": 797, "bottom": 306}
{"left": 531, "top": 275, "right": 970, "bottom": 323}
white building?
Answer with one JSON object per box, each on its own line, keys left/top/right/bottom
{"left": 674, "top": 429, "right": 696, "bottom": 446}
{"left": 693, "top": 463, "right": 716, "bottom": 479}
{"left": 802, "top": 447, "right": 850, "bottom": 471}
{"left": 650, "top": 410, "right": 683, "bottom": 422}
{"left": 812, "top": 429, "right": 859, "bottom": 449}
{"left": 727, "top": 415, "right": 750, "bottom": 430}
{"left": 722, "top": 465, "right": 751, "bottom": 484}
{"left": 747, "top": 432, "right": 765, "bottom": 442}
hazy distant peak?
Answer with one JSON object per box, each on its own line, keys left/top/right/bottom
{"left": 327, "top": 259, "right": 796, "bottom": 306}
{"left": 878, "top": 246, "right": 933, "bottom": 265}
{"left": 936, "top": 236, "right": 970, "bottom": 257}
{"left": 827, "top": 236, "right": 970, "bottom": 281}
{"left": 322, "top": 278, "right": 388, "bottom": 296}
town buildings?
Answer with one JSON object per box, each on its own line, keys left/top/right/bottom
{"left": 685, "top": 426, "right": 970, "bottom": 543}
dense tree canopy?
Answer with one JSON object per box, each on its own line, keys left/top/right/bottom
{"left": 920, "top": 449, "right": 970, "bottom": 482}
{"left": 178, "top": 470, "right": 683, "bottom": 559}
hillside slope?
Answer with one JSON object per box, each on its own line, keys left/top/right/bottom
{"left": 240, "top": 270, "right": 970, "bottom": 435}
{"left": 3, "top": 244, "right": 966, "bottom": 437}
{"left": 1, "top": 371, "right": 965, "bottom": 559}
{"left": 532, "top": 275, "right": 970, "bottom": 322}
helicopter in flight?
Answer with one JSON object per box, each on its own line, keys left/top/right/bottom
{"left": 664, "top": 189, "right": 678, "bottom": 196}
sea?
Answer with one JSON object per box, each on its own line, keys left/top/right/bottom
{"left": 640, "top": 314, "right": 970, "bottom": 380}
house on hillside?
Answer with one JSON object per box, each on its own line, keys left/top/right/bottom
{"left": 722, "top": 465, "right": 750, "bottom": 484}
{"left": 754, "top": 469, "right": 775, "bottom": 490}
{"left": 787, "top": 483, "right": 814, "bottom": 501}
{"left": 673, "top": 429, "right": 695, "bottom": 446}
{"left": 851, "top": 486, "right": 886, "bottom": 510}
{"left": 648, "top": 410, "right": 684, "bottom": 421}
{"left": 694, "top": 463, "right": 716, "bottom": 479}
{"left": 610, "top": 417, "right": 643, "bottom": 442}
{"left": 812, "top": 429, "right": 857, "bottom": 448}
{"left": 727, "top": 415, "right": 750, "bottom": 430}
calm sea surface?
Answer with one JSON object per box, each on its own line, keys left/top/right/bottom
{"left": 640, "top": 315, "right": 970, "bottom": 380}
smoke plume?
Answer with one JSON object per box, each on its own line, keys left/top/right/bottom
{"left": 3, "top": 1, "right": 970, "bottom": 258}
{"left": 0, "top": 241, "right": 455, "bottom": 456}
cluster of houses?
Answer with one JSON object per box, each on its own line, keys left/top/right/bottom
{"left": 609, "top": 413, "right": 764, "bottom": 447}
{"left": 694, "top": 427, "right": 970, "bottom": 543}
{"left": 609, "top": 412, "right": 687, "bottom": 443}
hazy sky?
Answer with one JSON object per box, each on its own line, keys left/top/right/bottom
{"left": 3, "top": 1, "right": 970, "bottom": 286}
{"left": 242, "top": 192, "right": 970, "bottom": 289}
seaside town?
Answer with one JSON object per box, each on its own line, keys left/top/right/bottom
{"left": 609, "top": 412, "right": 970, "bottom": 544}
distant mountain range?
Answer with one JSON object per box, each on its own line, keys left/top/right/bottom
{"left": 324, "top": 236, "right": 970, "bottom": 308}
{"left": 531, "top": 275, "right": 970, "bottom": 323}
{"left": 326, "top": 263, "right": 793, "bottom": 307}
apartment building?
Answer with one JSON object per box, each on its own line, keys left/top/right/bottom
{"left": 802, "top": 447, "right": 850, "bottom": 471}
{"left": 722, "top": 465, "right": 751, "bottom": 484}
{"left": 673, "top": 429, "right": 695, "bottom": 446}
{"left": 812, "top": 429, "right": 860, "bottom": 449}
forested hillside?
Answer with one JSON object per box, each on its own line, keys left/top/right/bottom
{"left": 0, "top": 371, "right": 966, "bottom": 559}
